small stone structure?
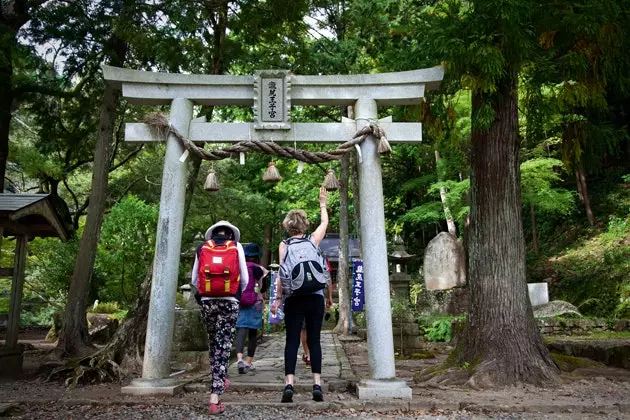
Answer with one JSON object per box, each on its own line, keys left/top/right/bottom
{"left": 528, "top": 282, "right": 549, "bottom": 306}
{"left": 423, "top": 232, "right": 466, "bottom": 290}
{"left": 391, "top": 310, "right": 424, "bottom": 356}
{"left": 388, "top": 235, "right": 417, "bottom": 303}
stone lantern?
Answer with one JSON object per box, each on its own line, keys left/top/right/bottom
{"left": 388, "top": 235, "right": 417, "bottom": 303}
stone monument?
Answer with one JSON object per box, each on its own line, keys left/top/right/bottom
{"left": 423, "top": 232, "right": 466, "bottom": 290}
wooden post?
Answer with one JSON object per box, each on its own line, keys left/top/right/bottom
{"left": 6, "top": 235, "right": 28, "bottom": 348}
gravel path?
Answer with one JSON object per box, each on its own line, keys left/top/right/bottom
{"left": 7, "top": 402, "right": 622, "bottom": 420}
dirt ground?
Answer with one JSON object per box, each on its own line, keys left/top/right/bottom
{"left": 1, "top": 329, "right": 630, "bottom": 418}
{"left": 343, "top": 339, "right": 630, "bottom": 416}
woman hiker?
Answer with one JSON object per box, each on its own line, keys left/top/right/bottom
{"left": 301, "top": 259, "right": 334, "bottom": 368}
{"left": 271, "top": 187, "right": 330, "bottom": 403}
{"left": 192, "top": 221, "right": 249, "bottom": 415}
{"left": 235, "top": 243, "right": 269, "bottom": 374}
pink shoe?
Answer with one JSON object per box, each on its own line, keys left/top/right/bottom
{"left": 208, "top": 401, "right": 224, "bottom": 415}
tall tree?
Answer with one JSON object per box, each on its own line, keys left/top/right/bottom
{"left": 402, "top": 0, "right": 559, "bottom": 386}
{"left": 0, "top": 0, "right": 46, "bottom": 192}
{"left": 534, "top": 0, "right": 630, "bottom": 226}
{"left": 27, "top": 0, "right": 159, "bottom": 355}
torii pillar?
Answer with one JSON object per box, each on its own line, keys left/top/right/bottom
{"left": 104, "top": 66, "right": 444, "bottom": 398}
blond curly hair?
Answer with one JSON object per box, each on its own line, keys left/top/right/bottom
{"left": 282, "top": 209, "right": 309, "bottom": 236}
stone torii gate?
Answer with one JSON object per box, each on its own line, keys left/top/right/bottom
{"left": 103, "top": 65, "right": 443, "bottom": 398}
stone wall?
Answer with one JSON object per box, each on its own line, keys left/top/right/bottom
{"left": 537, "top": 318, "right": 630, "bottom": 336}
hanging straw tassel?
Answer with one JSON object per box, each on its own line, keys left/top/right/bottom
{"left": 204, "top": 169, "right": 220, "bottom": 191}
{"left": 262, "top": 161, "right": 282, "bottom": 182}
{"left": 322, "top": 169, "right": 340, "bottom": 191}
{"left": 373, "top": 125, "right": 392, "bottom": 154}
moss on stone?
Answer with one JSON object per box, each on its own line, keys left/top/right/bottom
{"left": 551, "top": 352, "right": 603, "bottom": 372}
{"left": 410, "top": 352, "right": 436, "bottom": 359}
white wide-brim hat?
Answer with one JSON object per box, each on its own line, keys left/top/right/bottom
{"left": 205, "top": 220, "right": 241, "bottom": 242}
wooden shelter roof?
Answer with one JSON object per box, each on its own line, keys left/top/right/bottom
{"left": 0, "top": 194, "right": 70, "bottom": 241}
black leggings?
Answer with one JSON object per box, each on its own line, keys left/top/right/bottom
{"left": 284, "top": 294, "right": 325, "bottom": 375}
{"left": 235, "top": 327, "right": 258, "bottom": 358}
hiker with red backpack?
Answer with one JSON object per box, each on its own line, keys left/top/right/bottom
{"left": 191, "top": 221, "right": 249, "bottom": 415}
{"left": 235, "top": 243, "right": 269, "bottom": 374}
{"left": 271, "top": 187, "right": 331, "bottom": 403}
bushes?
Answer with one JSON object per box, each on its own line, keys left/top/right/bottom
{"left": 87, "top": 301, "right": 120, "bottom": 314}
{"left": 424, "top": 319, "right": 453, "bottom": 342}
{"left": 549, "top": 214, "right": 630, "bottom": 318}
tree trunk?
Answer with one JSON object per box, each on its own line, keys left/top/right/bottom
{"left": 101, "top": 261, "right": 152, "bottom": 373}
{"left": 0, "top": 45, "right": 12, "bottom": 193}
{"left": 261, "top": 224, "right": 272, "bottom": 268}
{"left": 333, "top": 154, "right": 351, "bottom": 335}
{"left": 575, "top": 167, "right": 596, "bottom": 226}
{"left": 58, "top": 37, "right": 127, "bottom": 356}
{"left": 530, "top": 204, "right": 539, "bottom": 255}
{"left": 435, "top": 150, "right": 457, "bottom": 236}
{"left": 49, "top": 262, "right": 153, "bottom": 385}
{"left": 449, "top": 73, "right": 558, "bottom": 387}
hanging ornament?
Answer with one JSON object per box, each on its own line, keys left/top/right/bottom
{"left": 239, "top": 152, "right": 245, "bottom": 165}
{"left": 322, "top": 168, "right": 340, "bottom": 191}
{"left": 204, "top": 168, "right": 220, "bottom": 191}
{"left": 297, "top": 161, "right": 304, "bottom": 173}
{"left": 373, "top": 125, "right": 392, "bottom": 154}
{"left": 262, "top": 161, "right": 282, "bottom": 183}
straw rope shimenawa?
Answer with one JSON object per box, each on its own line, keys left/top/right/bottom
{"left": 143, "top": 112, "right": 392, "bottom": 164}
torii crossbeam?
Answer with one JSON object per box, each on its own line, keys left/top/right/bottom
{"left": 103, "top": 65, "right": 444, "bottom": 399}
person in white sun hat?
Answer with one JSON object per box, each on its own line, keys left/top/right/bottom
{"left": 191, "top": 220, "right": 249, "bottom": 415}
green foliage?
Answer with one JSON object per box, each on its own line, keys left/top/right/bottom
{"left": 96, "top": 196, "right": 158, "bottom": 306}
{"left": 0, "top": 297, "right": 8, "bottom": 313}
{"left": 520, "top": 158, "right": 575, "bottom": 215}
{"left": 20, "top": 306, "right": 58, "bottom": 327}
{"left": 548, "top": 214, "right": 630, "bottom": 318}
{"left": 424, "top": 319, "right": 453, "bottom": 342}
{"left": 409, "top": 281, "right": 423, "bottom": 306}
{"left": 87, "top": 302, "right": 120, "bottom": 314}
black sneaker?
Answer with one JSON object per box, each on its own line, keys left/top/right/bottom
{"left": 312, "top": 384, "right": 323, "bottom": 402}
{"left": 281, "top": 384, "right": 294, "bottom": 403}
{"left": 237, "top": 361, "right": 246, "bottom": 374}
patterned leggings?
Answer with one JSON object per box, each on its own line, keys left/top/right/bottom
{"left": 200, "top": 299, "right": 239, "bottom": 395}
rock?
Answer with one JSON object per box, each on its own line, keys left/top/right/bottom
{"left": 87, "top": 313, "right": 119, "bottom": 345}
{"left": 416, "top": 287, "right": 468, "bottom": 315}
{"left": 423, "top": 232, "right": 466, "bottom": 290}
{"left": 534, "top": 300, "right": 582, "bottom": 318}
{"left": 172, "top": 308, "right": 207, "bottom": 352}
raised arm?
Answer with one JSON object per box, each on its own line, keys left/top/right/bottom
{"left": 310, "top": 187, "right": 328, "bottom": 246}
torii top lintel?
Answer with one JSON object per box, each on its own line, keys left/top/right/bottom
{"left": 102, "top": 65, "right": 444, "bottom": 107}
